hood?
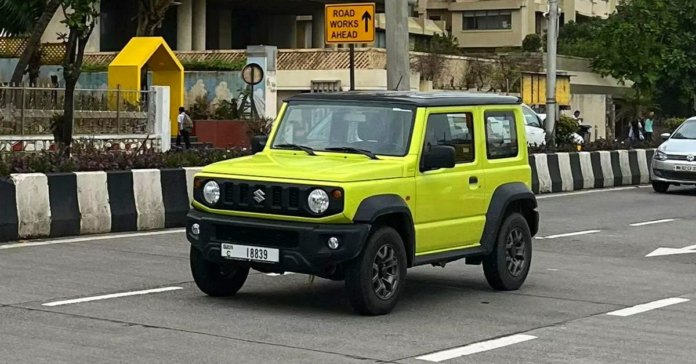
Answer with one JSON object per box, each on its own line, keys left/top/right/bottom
{"left": 660, "top": 139, "right": 696, "bottom": 154}
{"left": 202, "top": 153, "right": 407, "bottom": 183}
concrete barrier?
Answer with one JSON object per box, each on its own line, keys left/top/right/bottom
{"left": 132, "top": 169, "right": 165, "bottom": 231}
{"left": 12, "top": 173, "right": 51, "bottom": 239}
{"left": 0, "top": 151, "right": 656, "bottom": 243}
{"left": 529, "top": 149, "right": 654, "bottom": 194}
{"left": 76, "top": 172, "right": 111, "bottom": 235}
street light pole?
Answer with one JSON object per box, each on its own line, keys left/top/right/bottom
{"left": 545, "top": 0, "right": 559, "bottom": 146}
{"left": 386, "top": 0, "right": 411, "bottom": 91}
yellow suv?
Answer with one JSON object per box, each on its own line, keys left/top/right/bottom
{"left": 187, "top": 92, "right": 539, "bottom": 315}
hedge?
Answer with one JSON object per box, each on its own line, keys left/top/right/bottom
{"left": 0, "top": 146, "right": 247, "bottom": 178}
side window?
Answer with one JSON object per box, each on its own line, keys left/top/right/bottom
{"left": 424, "top": 112, "right": 475, "bottom": 163}
{"left": 485, "top": 111, "right": 519, "bottom": 159}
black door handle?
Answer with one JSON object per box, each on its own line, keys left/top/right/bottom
{"left": 469, "top": 176, "right": 478, "bottom": 184}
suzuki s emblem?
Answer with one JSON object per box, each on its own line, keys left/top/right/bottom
{"left": 253, "top": 189, "right": 266, "bottom": 203}
{"left": 688, "top": 154, "right": 695, "bottom": 162}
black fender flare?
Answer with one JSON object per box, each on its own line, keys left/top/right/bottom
{"left": 479, "top": 183, "right": 538, "bottom": 254}
{"left": 353, "top": 194, "right": 416, "bottom": 267}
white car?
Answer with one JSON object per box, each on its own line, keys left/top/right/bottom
{"left": 522, "top": 104, "right": 547, "bottom": 146}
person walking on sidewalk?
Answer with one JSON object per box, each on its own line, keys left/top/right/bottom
{"left": 644, "top": 112, "right": 654, "bottom": 141}
{"left": 176, "top": 107, "right": 193, "bottom": 149}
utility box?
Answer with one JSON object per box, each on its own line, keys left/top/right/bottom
{"left": 521, "top": 72, "right": 572, "bottom": 109}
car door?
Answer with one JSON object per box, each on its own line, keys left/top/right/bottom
{"left": 414, "top": 107, "right": 487, "bottom": 254}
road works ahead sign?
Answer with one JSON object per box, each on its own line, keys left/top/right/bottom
{"left": 325, "top": 3, "right": 375, "bottom": 44}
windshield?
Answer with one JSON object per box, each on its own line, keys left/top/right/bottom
{"left": 672, "top": 121, "right": 696, "bottom": 140}
{"left": 271, "top": 103, "right": 416, "bottom": 156}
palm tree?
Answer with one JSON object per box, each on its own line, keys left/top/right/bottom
{"left": 0, "top": 0, "right": 62, "bottom": 86}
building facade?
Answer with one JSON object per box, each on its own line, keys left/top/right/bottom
{"left": 423, "top": 0, "right": 617, "bottom": 50}
{"left": 39, "top": 0, "right": 442, "bottom": 53}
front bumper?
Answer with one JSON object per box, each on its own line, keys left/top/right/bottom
{"left": 186, "top": 210, "right": 370, "bottom": 274}
{"left": 651, "top": 159, "right": 696, "bottom": 185}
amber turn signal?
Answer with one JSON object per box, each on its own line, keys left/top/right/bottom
{"left": 194, "top": 178, "right": 202, "bottom": 189}
{"left": 332, "top": 189, "right": 343, "bottom": 199}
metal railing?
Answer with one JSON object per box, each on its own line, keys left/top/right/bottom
{"left": 0, "top": 86, "right": 154, "bottom": 136}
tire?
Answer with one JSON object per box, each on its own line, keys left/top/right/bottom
{"left": 652, "top": 181, "right": 670, "bottom": 193}
{"left": 190, "top": 246, "right": 250, "bottom": 297}
{"left": 483, "top": 212, "right": 532, "bottom": 291}
{"left": 344, "top": 226, "right": 407, "bottom": 316}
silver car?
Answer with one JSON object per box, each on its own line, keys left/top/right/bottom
{"left": 651, "top": 117, "right": 696, "bottom": 192}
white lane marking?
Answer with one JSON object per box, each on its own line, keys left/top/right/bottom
{"left": 416, "top": 334, "right": 537, "bottom": 362}
{"left": 42, "top": 287, "right": 183, "bottom": 307}
{"left": 607, "top": 298, "right": 690, "bottom": 317}
{"left": 0, "top": 229, "right": 185, "bottom": 250}
{"left": 630, "top": 219, "right": 675, "bottom": 227}
{"left": 646, "top": 244, "right": 696, "bottom": 257}
{"left": 541, "top": 230, "right": 601, "bottom": 239}
{"left": 537, "top": 185, "right": 649, "bottom": 199}
{"left": 266, "top": 272, "right": 294, "bottom": 276}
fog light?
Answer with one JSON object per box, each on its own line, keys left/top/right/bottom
{"left": 191, "top": 223, "right": 200, "bottom": 235}
{"left": 327, "top": 237, "right": 340, "bottom": 250}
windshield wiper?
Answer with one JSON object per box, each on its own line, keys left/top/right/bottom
{"left": 275, "top": 144, "right": 316, "bottom": 156}
{"left": 324, "top": 147, "right": 379, "bottom": 160}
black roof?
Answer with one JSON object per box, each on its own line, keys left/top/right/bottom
{"left": 286, "top": 91, "right": 522, "bottom": 107}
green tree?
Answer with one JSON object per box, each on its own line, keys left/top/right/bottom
{"left": 522, "top": 34, "right": 542, "bottom": 53}
{"left": 60, "top": 0, "right": 99, "bottom": 149}
{"left": 554, "top": 19, "right": 604, "bottom": 58}
{"left": 0, "top": 0, "right": 62, "bottom": 86}
{"left": 591, "top": 0, "right": 696, "bottom": 114}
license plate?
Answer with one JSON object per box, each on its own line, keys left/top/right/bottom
{"left": 674, "top": 165, "right": 696, "bottom": 172}
{"left": 221, "top": 244, "right": 279, "bottom": 263}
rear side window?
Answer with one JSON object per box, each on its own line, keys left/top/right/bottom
{"left": 485, "top": 111, "right": 519, "bottom": 159}
{"left": 424, "top": 112, "right": 475, "bottom": 163}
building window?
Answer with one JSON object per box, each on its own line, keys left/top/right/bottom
{"left": 463, "top": 10, "right": 512, "bottom": 30}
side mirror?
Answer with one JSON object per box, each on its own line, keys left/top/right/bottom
{"left": 660, "top": 133, "right": 671, "bottom": 140}
{"left": 422, "top": 145, "right": 456, "bottom": 172}
{"left": 251, "top": 135, "right": 268, "bottom": 154}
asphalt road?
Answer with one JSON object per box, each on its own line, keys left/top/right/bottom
{"left": 2, "top": 186, "right": 696, "bottom": 364}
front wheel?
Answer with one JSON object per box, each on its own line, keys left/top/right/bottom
{"left": 190, "top": 246, "right": 250, "bottom": 297}
{"left": 483, "top": 212, "right": 532, "bottom": 291}
{"left": 652, "top": 181, "right": 670, "bottom": 193}
{"left": 344, "top": 227, "right": 407, "bottom": 316}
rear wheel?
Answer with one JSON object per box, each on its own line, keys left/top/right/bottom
{"left": 190, "top": 246, "right": 250, "bottom": 297}
{"left": 652, "top": 181, "right": 670, "bottom": 193}
{"left": 344, "top": 226, "right": 407, "bottom": 316}
{"left": 483, "top": 213, "right": 532, "bottom": 291}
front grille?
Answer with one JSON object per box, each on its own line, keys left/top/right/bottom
{"left": 666, "top": 154, "right": 691, "bottom": 161}
{"left": 272, "top": 186, "right": 282, "bottom": 207}
{"left": 289, "top": 188, "right": 300, "bottom": 208}
{"left": 204, "top": 179, "right": 343, "bottom": 217}
{"left": 214, "top": 225, "right": 299, "bottom": 248}
{"left": 660, "top": 170, "right": 696, "bottom": 181}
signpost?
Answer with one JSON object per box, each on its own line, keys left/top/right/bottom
{"left": 325, "top": 3, "right": 375, "bottom": 91}
{"left": 242, "top": 63, "right": 264, "bottom": 119}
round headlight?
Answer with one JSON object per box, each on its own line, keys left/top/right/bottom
{"left": 308, "top": 189, "right": 330, "bottom": 214}
{"left": 203, "top": 181, "right": 220, "bottom": 205}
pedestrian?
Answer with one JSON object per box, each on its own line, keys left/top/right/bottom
{"left": 176, "top": 106, "right": 193, "bottom": 150}
{"left": 644, "top": 112, "right": 654, "bottom": 141}
{"left": 628, "top": 118, "right": 643, "bottom": 143}
{"left": 573, "top": 110, "right": 583, "bottom": 125}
